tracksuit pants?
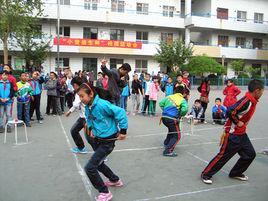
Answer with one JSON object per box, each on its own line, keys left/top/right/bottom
{"left": 30, "top": 94, "right": 41, "bottom": 120}
{"left": 70, "top": 117, "right": 86, "bottom": 150}
{"left": 142, "top": 95, "right": 150, "bottom": 115}
{"left": 202, "top": 133, "right": 256, "bottom": 178}
{"left": 162, "top": 117, "right": 181, "bottom": 154}
{"left": 149, "top": 100, "right": 156, "bottom": 116}
{"left": 84, "top": 137, "right": 120, "bottom": 193}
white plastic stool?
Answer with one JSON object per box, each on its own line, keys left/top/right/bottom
{"left": 4, "top": 119, "right": 28, "bottom": 145}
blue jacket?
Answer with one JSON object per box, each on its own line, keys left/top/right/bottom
{"left": 29, "top": 78, "right": 43, "bottom": 96}
{"left": 212, "top": 105, "right": 227, "bottom": 115}
{"left": 165, "top": 83, "right": 174, "bottom": 97}
{"left": 0, "top": 80, "right": 14, "bottom": 105}
{"left": 121, "top": 85, "right": 130, "bottom": 97}
{"left": 85, "top": 95, "right": 128, "bottom": 138}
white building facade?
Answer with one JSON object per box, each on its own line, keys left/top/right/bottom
{"left": 0, "top": 0, "right": 268, "bottom": 78}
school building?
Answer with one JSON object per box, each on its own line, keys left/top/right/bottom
{"left": 0, "top": 0, "right": 268, "bottom": 78}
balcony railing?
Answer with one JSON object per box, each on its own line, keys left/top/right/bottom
{"left": 44, "top": 2, "right": 184, "bottom": 18}
{"left": 186, "top": 12, "right": 268, "bottom": 25}
{"left": 192, "top": 42, "right": 268, "bottom": 50}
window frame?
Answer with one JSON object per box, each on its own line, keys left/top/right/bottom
{"left": 60, "top": 0, "right": 70, "bottom": 5}
{"left": 83, "top": 27, "right": 98, "bottom": 39}
{"left": 136, "top": 31, "right": 148, "bottom": 44}
{"left": 254, "top": 13, "right": 264, "bottom": 24}
{"left": 161, "top": 32, "right": 173, "bottom": 44}
{"left": 136, "top": 3, "right": 149, "bottom": 15}
{"left": 163, "top": 5, "right": 175, "bottom": 17}
{"left": 110, "top": 58, "right": 124, "bottom": 69}
{"left": 111, "top": 0, "right": 125, "bottom": 13}
{"left": 237, "top": 10, "right": 247, "bottom": 22}
{"left": 110, "top": 29, "right": 124, "bottom": 41}
{"left": 236, "top": 37, "right": 246, "bottom": 48}
{"left": 218, "top": 35, "right": 229, "bottom": 47}
{"left": 135, "top": 60, "right": 148, "bottom": 73}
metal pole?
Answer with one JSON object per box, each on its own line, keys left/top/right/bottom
{"left": 57, "top": 0, "right": 60, "bottom": 72}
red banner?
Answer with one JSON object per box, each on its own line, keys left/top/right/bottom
{"left": 54, "top": 37, "right": 142, "bottom": 49}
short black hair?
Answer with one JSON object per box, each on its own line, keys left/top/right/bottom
{"left": 120, "top": 63, "right": 131, "bottom": 72}
{"left": 71, "top": 76, "right": 83, "bottom": 86}
{"left": 176, "top": 73, "right": 183, "bottom": 78}
{"left": 227, "top": 79, "right": 234, "bottom": 83}
{"left": 97, "top": 72, "right": 103, "bottom": 75}
{"left": 215, "top": 98, "right": 222, "bottom": 102}
{"left": 174, "top": 85, "right": 184, "bottom": 94}
{"left": 248, "top": 79, "right": 264, "bottom": 92}
{"left": 152, "top": 76, "right": 158, "bottom": 80}
{"left": 194, "top": 99, "right": 201, "bottom": 104}
{"left": 20, "top": 72, "right": 27, "bottom": 76}
{"left": 2, "top": 70, "right": 10, "bottom": 75}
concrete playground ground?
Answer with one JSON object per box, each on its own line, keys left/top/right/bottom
{"left": 0, "top": 89, "right": 267, "bottom": 201}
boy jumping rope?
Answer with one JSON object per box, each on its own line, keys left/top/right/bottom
{"left": 201, "top": 79, "right": 264, "bottom": 184}
{"left": 159, "top": 85, "right": 188, "bottom": 157}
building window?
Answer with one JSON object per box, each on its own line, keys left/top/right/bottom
{"left": 84, "top": 0, "right": 98, "bottom": 10}
{"left": 136, "top": 3, "right": 149, "bottom": 15}
{"left": 253, "top": 38, "right": 262, "bottom": 49}
{"left": 110, "top": 29, "right": 124, "bottom": 41}
{"left": 55, "top": 58, "right": 69, "bottom": 67}
{"left": 217, "top": 8, "right": 228, "bottom": 19}
{"left": 110, "top": 58, "right": 124, "bottom": 69}
{"left": 60, "top": 0, "right": 70, "bottom": 5}
{"left": 236, "top": 37, "right": 246, "bottom": 48}
{"left": 161, "top": 33, "right": 173, "bottom": 44}
{"left": 58, "top": 26, "right": 70, "bottom": 37}
{"left": 135, "top": 60, "right": 148, "bottom": 73}
{"left": 163, "top": 6, "right": 175, "bottom": 17}
{"left": 83, "top": 58, "right": 98, "bottom": 78}
{"left": 111, "top": 0, "right": 125, "bottom": 13}
{"left": 254, "top": 13, "right": 264, "bottom": 24}
{"left": 237, "top": 11, "right": 247, "bottom": 22}
{"left": 136, "top": 31, "right": 148, "bottom": 44}
{"left": 218, "top": 35, "right": 229, "bottom": 47}
{"left": 83, "top": 27, "right": 98, "bottom": 39}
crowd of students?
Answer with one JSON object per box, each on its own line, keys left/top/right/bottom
{"left": 0, "top": 61, "right": 265, "bottom": 201}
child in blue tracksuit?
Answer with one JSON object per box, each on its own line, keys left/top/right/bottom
{"left": 29, "top": 71, "right": 44, "bottom": 123}
{"left": 120, "top": 84, "right": 130, "bottom": 112}
{"left": 161, "top": 77, "right": 174, "bottom": 97}
{"left": 0, "top": 71, "right": 15, "bottom": 133}
{"left": 77, "top": 83, "right": 128, "bottom": 201}
{"left": 212, "top": 98, "right": 227, "bottom": 125}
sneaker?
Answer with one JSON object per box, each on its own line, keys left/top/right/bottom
{"left": 30, "top": 118, "right": 35, "bottom": 121}
{"left": 163, "top": 152, "right": 178, "bottom": 157}
{"left": 212, "top": 122, "right": 216, "bottom": 125}
{"left": 230, "top": 174, "right": 248, "bottom": 181}
{"left": 38, "top": 120, "right": 43, "bottom": 124}
{"left": 104, "top": 180, "right": 124, "bottom": 187}
{"left": 26, "top": 124, "right": 31, "bottom": 127}
{"left": 132, "top": 113, "right": 136, "bottom": 116}
{"left": 201, "top": 174, "right": 213, "bottom": 184}
{"left": 204, "top": 121, "right": 208, "bottom": 124}
{"left": 71, "top": 147, "right": 89, "bottom": 154}
{"left": 0, "top": 127, "right": 4, "bottom": 133}
{"left": 95, "top": 191, "right": 113, "bottom": 201}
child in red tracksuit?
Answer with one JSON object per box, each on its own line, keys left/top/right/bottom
{"left": 223, "top": 79, "right": 241, "bottom": 108}
{"left": 201, "top": 79, "right": 264, "bottom": 184}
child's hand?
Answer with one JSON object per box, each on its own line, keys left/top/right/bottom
{"left": 101, "top": 59, "right": 107, "bottom": 66}
{"left": 237, "top": 121, "right": 244, "bottom": 127}
{"left": 117, "top": 134, "right": 126, "bottom": 140}
{"left": 65, "top": 111, "right": 71, "bottom": 117}
{"left": 31, "top": 96, "right": 34, "bottom": 101}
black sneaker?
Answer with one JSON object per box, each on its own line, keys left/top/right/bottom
{"left": 201, "top": 174, "right": 213, "bottom": 184}
{"left": 163, "top": 152, "right": 178, "bottom": 157}
{"left": 230, "top": 174, "right": 248, "bottom": 181}
{"left": 30, "top": 118, "right": 35, "bottom": 121}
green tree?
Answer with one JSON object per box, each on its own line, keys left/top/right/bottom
{"left": 230, "top": 60, "right": 244, "bottom": 76}
{"left": 14, "top": 20, "right": 51, "bottom": 69}
{"left": 154, "top": 39, "right": 193, "bottom": 73}
{"left": 0, "top": 0, "right": 43, "bottom": 64}
{"left": 186, "top": 55, "right": 225, "bottom": 76}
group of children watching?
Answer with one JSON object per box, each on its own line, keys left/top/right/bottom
{"left": 0, "top": 65, "right": 44, "bottom": 133}
{"left": 189, "top": 78, "right": 241, "bottom": 125}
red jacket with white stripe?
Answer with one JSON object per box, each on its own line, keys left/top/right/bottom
{"left": 225, "top": 92, "right": 258, "bottom": 135}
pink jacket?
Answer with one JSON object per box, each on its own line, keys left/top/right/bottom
{"left": 149, "top": 82, "right": 160, "bottom": 101}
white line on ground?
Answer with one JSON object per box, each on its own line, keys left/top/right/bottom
{"left": 58, "top": 116, "right": 93, "bottom": 200}
{"left": 127, "top": 132, "right": 200, "bottom": 139}
{"left": 186, "top": 151, "right": 229, "bottom": 174}
{"left": 134, "top": 183, "right": 248, "bottom": 201}
{"left": 87, "top": 137, "right": 268, "bottom": 154}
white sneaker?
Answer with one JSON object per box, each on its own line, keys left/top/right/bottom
{"left": 38, "top": 120, "right": 43, "bottom": 124}
{"left": 230, "top": 174, "right": 248, "bottom": 181}
{"left": 201, "top": 175, "right": 213, "bottom": 184}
